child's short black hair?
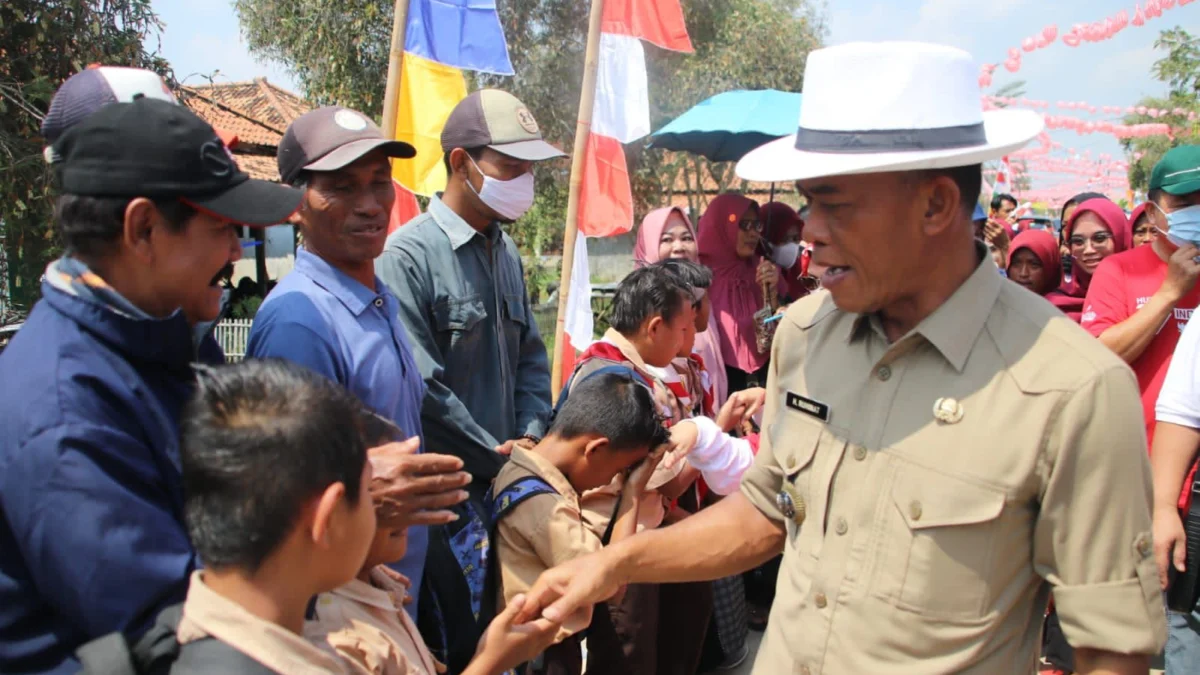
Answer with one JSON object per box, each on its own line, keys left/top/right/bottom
{"left": 608, "top": 265, "right": 692, "bottom": 335}
{"left": 550, "top": 372, "right": 669, "bottom": 452}
{"left": 656, "top": 259, "right": 712, "bottom": 300}
{"left": 182, "top": 359, "right": 374, "bottom": 573}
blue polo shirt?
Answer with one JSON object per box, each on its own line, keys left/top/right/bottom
{"left": 246, "top": 249, "right": 428, "bottom": 617}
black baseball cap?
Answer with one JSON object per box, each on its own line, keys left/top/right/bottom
{"left": 277, "top": 106, "right": 416, "bottom": 185}
{"left": 52, "top": 98, "right": 301, "bottom": 227}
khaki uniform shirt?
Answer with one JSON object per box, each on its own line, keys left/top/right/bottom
{"left": 577, "top": 329, "right": 685, "bottom": 536}
{"left": 739, "top": 257, "right": 1167, "bottom": 674}
{"left": 305, "top": 566, "right": 439, "bottom": 675}
{"left": 494, "top": 446, "right": 600, "bottom": 637}
{"left": 176, "top": 571, "right": 347, "bottom": 674}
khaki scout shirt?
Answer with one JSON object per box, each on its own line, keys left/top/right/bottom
{"left": 305, "top": 566, "right": 439, "bottom": 675}
{"left": 739, "top": 256, "right": 1167, "bottom": 674}
{"left": 176, "top": 571, "right": 348, "bottom": 674}
{"left": 494, "top": 446, "right": 602, "bottom": 628}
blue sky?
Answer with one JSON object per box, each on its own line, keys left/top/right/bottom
{"left": 152, "top": 0, "right": 1196, "bottom": 191}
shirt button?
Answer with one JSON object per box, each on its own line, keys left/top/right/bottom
{"left": 853, "top": 446, "right": 867, "bottom": 461}
{"left": 814, "top": 592, "right": 828, "bottom": 608}
{"left": 877, "top": 365, "right": 892, "bottom": 381}
{"left": 909, "top": 500, "right": 923, "bottom": 521}
{"left": 1138, "top": 536, "right": 1153, "bottom": 558}
{"left": 835, "top": 517, "right": 848, "bottom": 535}
{"left": 785, "top": 455, "right": 798, "bottom": 472}
{"left": 373, "top": 298, "right": 384, "bottom": 308}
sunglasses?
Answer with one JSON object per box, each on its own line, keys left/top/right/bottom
{"left": 1069, "top": 232, "right": 1113, "bottom": 248}
{"left": 739, "top": 219, "right": 764, "bottom": 234}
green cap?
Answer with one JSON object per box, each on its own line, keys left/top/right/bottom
{"left": 1150, "top": 145, "right": 1200, "bottom": 195}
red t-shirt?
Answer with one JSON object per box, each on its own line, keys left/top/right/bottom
{"left": 1081, "top": 244, "right": 1200, "bottom": 452}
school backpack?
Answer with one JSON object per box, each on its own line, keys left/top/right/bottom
{"left": 75, "top": 603, "right": 276, "bottom": 675}
{"left": 417, "top": 363, "right": 640, "bottom": 674}
{"left": 418, "top": 475, "right": 559, "bottom": 674}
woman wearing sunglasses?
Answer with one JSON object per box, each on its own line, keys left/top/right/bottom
{"left": 1047, "top": 197, "right": 1131, "bottom": 322}
{"left": 697, "top": 194, "right": 777, "bottom": 394}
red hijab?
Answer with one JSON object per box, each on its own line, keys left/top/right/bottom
{"left": 1050, "top": 197, "right": 1130, "bottom": 321}
{"left": 633, "top": 206, "right": 692, "bottom": 268}
{"left": 1006, "top": 229, "right": 1062, "bottom": 296}
{"left": 761, "top": 202, "right": 809, "bottom": 302}
{"left": 698, "top": 194, "right": 766, "bottom": 374}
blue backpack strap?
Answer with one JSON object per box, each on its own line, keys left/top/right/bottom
{"left": 489, "top": 475, "right": 559, "bottom": 523}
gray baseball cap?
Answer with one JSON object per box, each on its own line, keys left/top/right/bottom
{"left": 278, "top": 106, "right": 416, "bottom": 185}
{"left": 441, "top": 90, "right": 565, "bottom": 161}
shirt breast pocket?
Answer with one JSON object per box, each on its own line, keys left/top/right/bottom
{"left": 434, "top": 296, "right": 487, "bottom": 352}
{"left": 876, "top": 461, "right": 1006, "bottom": 621}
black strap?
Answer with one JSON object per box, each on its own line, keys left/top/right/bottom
{"left": 1168, "top": 472, "right": 1200, "bottom": 612}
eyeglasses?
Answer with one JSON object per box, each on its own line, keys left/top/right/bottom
{"left": 739, "top": 219, "right": 764, "bottom": 233}
{"left": 1069, "top": 232, "right": 1113, "bottom": 248}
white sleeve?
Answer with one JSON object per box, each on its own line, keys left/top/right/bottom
{"left": 1157, "top": 311, "right": 1200, "bottom": 429}
{"left": 685, "top": 416, "right": 755, "bottom": 496}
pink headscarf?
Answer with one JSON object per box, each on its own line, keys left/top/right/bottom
{"left": 634, "top": 206, "right": 690, "bottom": 268}
{"left": 1050, "top": 197, "right": 1130, "bottom": 321}
{"left": 632, "top": 206, "right": 729, "bottom": 408}
{"left": 698, "top": 194, "right": 767, "bottom": 375}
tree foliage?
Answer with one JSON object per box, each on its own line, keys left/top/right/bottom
{"left": 1123, "top": 27, "right": 1200, "bottom": 192}
{"left": 0, "top": 0, "right": 168, "bottom": 314}
{"left": 235, "top": 0, "right": 823, "bottom": 256}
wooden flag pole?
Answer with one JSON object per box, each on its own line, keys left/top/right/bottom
{"left": 381, "top": 0, "right": 412, "bottom": 138}
{"left": 550, "top": 0, "right": 607, "bottom": 402}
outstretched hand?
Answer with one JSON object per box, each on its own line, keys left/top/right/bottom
{"left": 369, "top": 438, "right": 471, "bottom": 528}
{"left": 467, "top": 594, "right": 566, "bottom": 675}
{"left": 513, "top": 552, "right": 622, "bottom": 631}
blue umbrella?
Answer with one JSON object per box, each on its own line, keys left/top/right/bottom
{"left": 649, "top": 89, "right": 802, "bottom": 163}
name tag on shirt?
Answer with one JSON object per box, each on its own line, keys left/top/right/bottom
{"left": 786, "top": 392, "right": 830, "bottom": 422}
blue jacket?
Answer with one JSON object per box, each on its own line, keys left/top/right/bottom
{"left": 0, "top": 281, "right": 201, "bottom": 674}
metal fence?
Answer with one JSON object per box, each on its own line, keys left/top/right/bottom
{"left": 214, "top": 319, "right": 253, "bottom": 362}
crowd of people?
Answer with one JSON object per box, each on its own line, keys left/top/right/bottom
{"left": 2, "top": 40, "right": 1200, "bottom": 675}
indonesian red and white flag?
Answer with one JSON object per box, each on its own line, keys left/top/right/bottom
{"left": 561, "top": 0, "right": 693, "bottom": 385}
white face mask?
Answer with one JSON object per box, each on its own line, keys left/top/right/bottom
{"left": 467, "top": 156, "right": 535, "bottom": 222}
{"left": 769, "top": 241, "right": 801, "bottom": 269}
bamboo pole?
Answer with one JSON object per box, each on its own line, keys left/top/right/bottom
{"left": 380, "top": 0, "right": 412, "bottom": 139}
{"left": 550, "top": 0, "right": 607, "bottom": 401}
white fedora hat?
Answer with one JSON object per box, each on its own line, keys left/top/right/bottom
{"left": 736, "top": 42, "right": 1044, "bottom": 183}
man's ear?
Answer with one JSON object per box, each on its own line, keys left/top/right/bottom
{"left": 448, "top": 148, "right": 471, "bottom": 178}
{"left": 919, "top": 174, "right": 961, "bottom": 236}
{"left": 644, "top": 315, "right": 664, "bottom": 338}
{"left": 310, "top": 481, "right": 348, "bottom": 549}
{"left": 123, "top": 197, "right": 160, "bottom": 262}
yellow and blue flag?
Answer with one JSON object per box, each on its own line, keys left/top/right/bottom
{"left": 392, "top": 0, "right": 513, "bottom": 196}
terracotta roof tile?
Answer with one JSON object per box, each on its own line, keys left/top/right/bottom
{"left": 180, "top": 78, "right": 311, "bottom": 149}
{"left": 235, "top": 155, "right": 281, "bottom": 182}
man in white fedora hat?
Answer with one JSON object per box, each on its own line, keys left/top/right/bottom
{"left": 511, "top": 42, "right": 1167, "bottom": 673}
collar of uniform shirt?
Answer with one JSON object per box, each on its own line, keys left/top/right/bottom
{"left": 848, "top": 242, "right": 1001, "bottom": 374}
{"left": 294, "top": 247, "right": 390, "bottom": 317}
{"left": 429, "top": 195, "right": 502, "bottom": 251}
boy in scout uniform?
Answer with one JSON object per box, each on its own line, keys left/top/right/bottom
{"left": 512, "top": 42, "right": 1168, "bottom": 674}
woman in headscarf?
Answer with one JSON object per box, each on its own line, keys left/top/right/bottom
{"left": 760, "top": 202, "right": 812, "bottom": 304}
{"left": 1058, "top": 191, "right": 1108, "bottom": 264}
{"left": 1048, "top": 197, "right": 1131, "bottom": 322}
{"left": 1006, "top": 229, "right": 1062, "bottom": 296}
{"left": 698, "top": 194, "right": 776, "bottom": 394}
{"left": 1130, "top": 202, "right": 1157, "bottom": 248}
{"left": 634, "top": 206, "right": 727, "bottom": 408}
